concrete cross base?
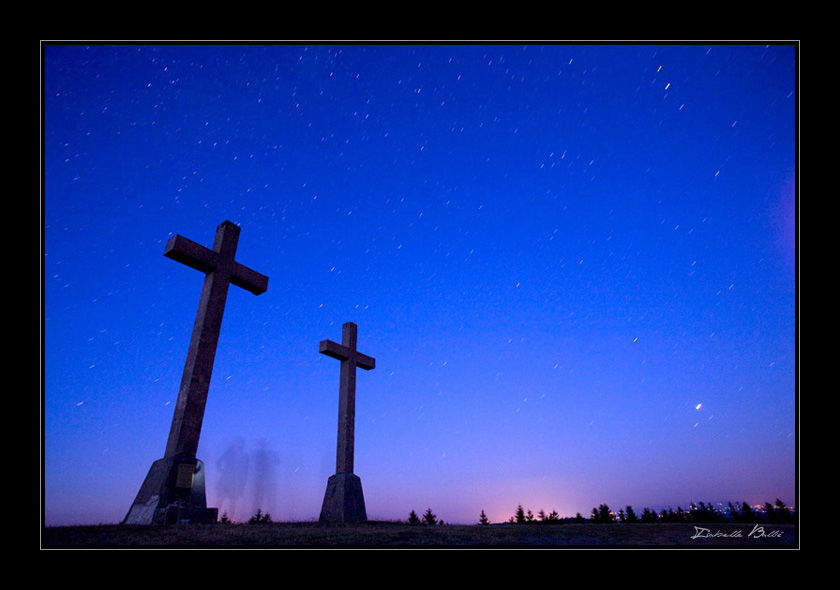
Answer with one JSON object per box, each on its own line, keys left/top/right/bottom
{"left": 123, "top": 457, "right": 218, "bottom": 525}
{"left": 319, "top": 473, "right": 367, "bottom": 523}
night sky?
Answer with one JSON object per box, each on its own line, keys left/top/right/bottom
{"left": 43, "top": 43, "right": 797, "bottom": 526}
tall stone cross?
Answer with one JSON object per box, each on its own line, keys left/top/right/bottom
{"left": 124, "top": 220, "right": 268, "bottom": 525}
{"left": 318, "top": 322, "right": 376, "bottom": 523}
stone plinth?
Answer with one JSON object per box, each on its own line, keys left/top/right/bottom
{"left": 319, "top": 473, "right": 367, "bottom": 524}
{"left": 123, "top": 458, "right": 217, "bottom": 525}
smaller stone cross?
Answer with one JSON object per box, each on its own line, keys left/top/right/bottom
{"left": 318, "top": 322, "right": 375, "bottom": 522}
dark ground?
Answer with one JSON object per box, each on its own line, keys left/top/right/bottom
{"left": 42, "top": 521, "right": 797, "bottom": 548}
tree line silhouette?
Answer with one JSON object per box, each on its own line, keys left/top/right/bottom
{"left": 225, "top": 499, "right": 794, "bottom": 526}
{"left": 492, "top": 499, "right": 794, "bottom": 525}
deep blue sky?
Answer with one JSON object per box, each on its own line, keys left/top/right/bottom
{"left": 43, "top": 43, "right": 797, "bottom": 526}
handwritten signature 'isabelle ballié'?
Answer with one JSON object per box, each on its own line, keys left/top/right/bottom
{"left": 691, "top": 524, "right": 784, "bottom": 540}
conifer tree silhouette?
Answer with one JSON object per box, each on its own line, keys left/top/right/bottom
{"left": 640, "top": 507, "right": 658, "bottom": 523}
{"left": 422, "top": 508, "right": 438, "bottom": 525}
{"left": 740, "top": 502, "right": 757, "bottom": 523}
{"left": 408, "top": 510, "right": 421, "bottom": 525}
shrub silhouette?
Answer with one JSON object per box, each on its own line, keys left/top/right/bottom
{"left": 640, "top": 507, "right": 658, "bottom": 523}
{"left": 590, "top": 504, "right": 615, "bottom": 523}
{"left": 738, "top": 502, "right": 758, "bottom": 523}
{"left": 689, "top": 502, "right": 721, "bottom": 523}
{"left": 248, "top": 509, "right": 272, "bottom": 524}
{"left": 774, "top": 499, "right": 793, "bottom": 524}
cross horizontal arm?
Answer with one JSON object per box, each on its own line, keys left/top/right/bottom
{"left": 164, "top": 235, "right": 218, "bottom": 273}
{"left": 231, "top": 262, "right": 269, "bottom": 295}
{"left": 320, "top": 339, "right": 348, "bottom": 360}
{"left": 353, "top": 352, "right": 375, "bottom": 371}
{"left": 319, "top": 340, "right": 376, "bottom": 370}
{"left": 164, "top": 234, "right": 268, "bottom": 295}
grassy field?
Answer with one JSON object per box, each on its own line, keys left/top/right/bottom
{"left": 42, "top": 521, "right": 797, "bottom": 548}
